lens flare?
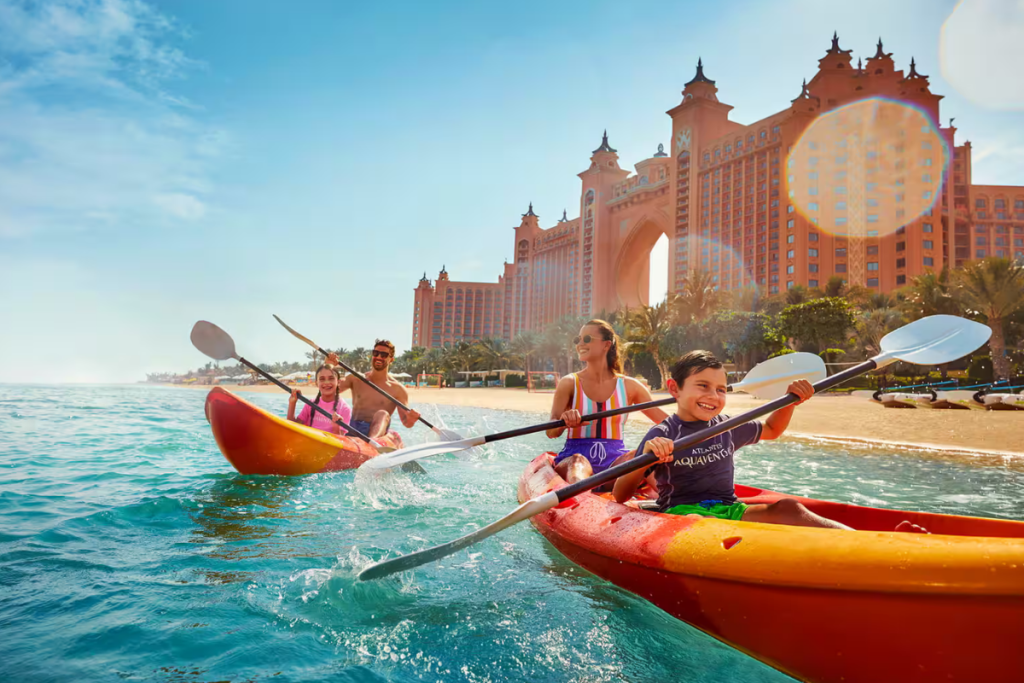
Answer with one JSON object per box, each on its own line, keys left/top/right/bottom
{"left": 787, "top": 97, "right": 947, "bottom": 240}
{"left": 941, "top": 0, "right": 1024, "bottom": 111}
{"left": 688, "top": 235, "right": 759, "bottom": 312}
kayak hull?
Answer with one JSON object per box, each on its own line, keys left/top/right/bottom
{"left": 519, "top": 454, "right": 1024, "bottom": 683}
{"left": 204, "top": 387, "right": 402, "bottom": 475}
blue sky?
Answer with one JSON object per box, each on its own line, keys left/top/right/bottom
{"left": 1, "top": 0, "right": 1022, "bottom": 383}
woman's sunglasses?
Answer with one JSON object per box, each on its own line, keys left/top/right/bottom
{"left": 573, "top": 334, "right": 607, "bottom": 345}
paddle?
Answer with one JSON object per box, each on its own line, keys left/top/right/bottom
{"left": 273, "top": 314, "right": 464, "bottom": 441}
{"left": 361, "top": 351, "right": 826, "bottom": 470}
{"left": 190, "top": 321, "right": 377, "bottom": 445}
{"left": 357, "top": 314, "right": 990, "bottom": 581}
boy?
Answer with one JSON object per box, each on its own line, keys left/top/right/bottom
{"left": 612, "top": 350, "right": 853, "bottom": 529}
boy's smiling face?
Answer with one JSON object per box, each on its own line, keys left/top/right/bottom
{"left": 668, "top": 366, "right": 729, "bottom": 422}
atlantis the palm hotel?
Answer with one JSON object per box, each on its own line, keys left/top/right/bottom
{"left": 412, "top": 35, "right": 1024, "bottom": 349}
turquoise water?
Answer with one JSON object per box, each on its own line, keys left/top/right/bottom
{"left": 1, "top": 385, "right": 1022, "bottom": 683}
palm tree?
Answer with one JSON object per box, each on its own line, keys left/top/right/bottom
{"left": 673, "top": 268, "right": 723, "bottom": 324}
{"left": 901, "top": 268, "right": 959, "bottom": 320}
{"left": 854, "top": 307, "right": 905, "bottom": 358}
{"left": 626, "top": 301, "right": 673, "bottom": 389}
{"left": 510, "top": 331, "right": 541, "bottom": 374}
{"left": 954, "top": 257, "right": 1024, "bottom": 380}
{"left": 475, "top": 337, "right": 511, "bottom": 371}
{"left": 785, "top": 284, "right": 810, "bottom": 306}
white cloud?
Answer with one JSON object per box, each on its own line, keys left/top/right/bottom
{"left": 0, "top": 0, "right": 222, "bottom": 237}
{"left": 941, "top": 0, "right": 1024, "bottom": 110}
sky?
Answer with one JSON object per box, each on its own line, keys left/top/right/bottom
{"left": 1, "top": 0, "right": 1023, "bottom": 383}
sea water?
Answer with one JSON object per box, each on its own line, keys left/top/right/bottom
{"left": 1, "top": 385, "right": 1022, "bottom": 683}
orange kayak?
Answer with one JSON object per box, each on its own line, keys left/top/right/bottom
{"left": 518, "top": 453, "right": 1024, "bottom": 683}
{"left": 204, "top": 387, "right": 403, "bottom": 475}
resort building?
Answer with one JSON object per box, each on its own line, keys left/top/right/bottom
{"left": 412, "top": 34, "right": 1024, "bottom": 348}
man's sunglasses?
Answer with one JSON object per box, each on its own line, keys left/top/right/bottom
{"left": 573, "top": 334, "right": 607, "bottom": 345}
{"left": 371, "top": 350, "right": 391, "bottom": 359}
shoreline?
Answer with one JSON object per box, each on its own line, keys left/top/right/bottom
{"left": 157, "top": 382, "right": 1024, "bottom": 460}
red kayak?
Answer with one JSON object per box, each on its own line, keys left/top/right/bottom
{"left": 518, "top": 453, "right": 1024, "bottom": 683}
{"left": 204, "top": 387, "right": 402, "bottom": 475}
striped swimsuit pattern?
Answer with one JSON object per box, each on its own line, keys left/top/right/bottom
{"left": 568, "top": 372, "right": 629, "bottom": 439}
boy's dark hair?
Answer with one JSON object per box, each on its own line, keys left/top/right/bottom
{"left": 670, "top": 350, "right": 723, "bottom": 386}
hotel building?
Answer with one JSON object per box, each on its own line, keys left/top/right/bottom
{"left": 412, "top": 34, "right": 1024, "bottom": 348}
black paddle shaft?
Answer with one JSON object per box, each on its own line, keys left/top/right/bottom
{"left": 235, "top": 356, "right": 373, "bottom": 443}
{"left": 478, "top": 381, "right": 760, "bottom": 445}
{"left": 315, "top": 346, "right": 437, "bottom": 430}
{"left": 553, "top": 359, "right": 878, "bottom": 503}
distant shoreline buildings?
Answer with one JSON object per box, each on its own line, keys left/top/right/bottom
{"left": 412, "top": 34, "right": 1024, "bottom": 349}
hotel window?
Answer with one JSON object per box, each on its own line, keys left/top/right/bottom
{"left": 772, "top": 125, "right": 780, "bottom": 135}
{"left": 922, "top": 141, "right": 932, "bottom": 150}
{"left": 897, "top": 242, "right": 907, "bottom": 251}
{"left": 977, "top": 249, "right": 986, "bottom": 258}
{"left": 836, "top": 263, "right": 847, "bottom": 273}
{"left": 922, "top": 174, "right": 932, "bottom": 183}
{"left": 896, "top": 193, "right": 905, "bottom": 203}
{"left": 923, "top": 223, "right": 933, "bottom": 233}
{"left": 995, "top": 199, "right": 1006, "bottom": 209}
{"left": 1016, "top": 200, "right": 1024, "bottom": 210}
{"left": 867, "top": 246, "right": 879, "bottom": 255}
{"left": 896, "top": 258, "right": 906, "bottom": 268}
{"left": 809, "top": 187, "right": 818, "bottom": 196}
{"left": 896, "top": 275, "right": 906, "bottom": 285}
{"left": 787, "top": 265, "right": 795, "bottom": 274}
{"left": 835, "top": 186, "right": 847, "bottom": 194}
{"left": 836, "top": 217, "right": 848, "bottom": 226}
{"left": 867, "top": 262, "right": 879, "bottom": 271}
{"left": 867, "top": 214, "right": 879, "bottom": 222}
{"left": 836, "top": 248, "right": 847, "bottom": 256}
{"left": 787, "top": 219, "right": 795, "bottom": 228}
{"left": 976, "top": 199, "right": 987, "bottom": 208}
{"left": 835, "top": 201, "right": 847, "bottom": 210}
{"left": 867, "top": 230, "right": 879, "bottom": 237}
{"left": 809, "top": 264, "right": 819, "bottom": 273}
{"left": 787, "top": 234, "right": 795, "bottom": 243}
{"left": 836, "top": 155, "right": 847, "bottom": 165}
{"left": 787, "top": 249, "right": 795, "bottom": 258}
{"left": 809, "top": 233, "right": 818, "bottom": 242}
{"left": 809, "top": 248, "right": 819, "bottom": 257}
{"left": 923, "top": 191, "right": 932, "bottom": 201}
{"left": 760, "top": 130, "right": 767, "bottom": 139}
{"left": 977, "top": 236, "right": 987, "bottom": 246}
{"left": 867, "top": 278, "right": 879, "bottom": 287}
{"left": 868, "top": 198, "right": 879, "bottom": 207}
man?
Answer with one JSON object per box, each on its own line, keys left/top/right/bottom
{"left": 327, "top": 339, "right": 420, "bottom": 439}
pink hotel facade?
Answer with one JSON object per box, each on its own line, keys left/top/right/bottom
{"left": 412, "top": 35, "right": 1024, "bottom": 349}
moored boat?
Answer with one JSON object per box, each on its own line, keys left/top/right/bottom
{"left": 519, "top": 453, "right": 1024, "bottom": 683}
{"left": 204, "top": 387, "right": 402, "bottom": 475}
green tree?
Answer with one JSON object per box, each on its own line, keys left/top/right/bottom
{"left": 901, "top": 268, "right": 959, "bottom": 320}
{"left": 626, "top": 301, "right": 673, "bottom": 389}
{"left": 954, "top": 257, "right": 1024, "bottom": 380}
{"left": 673, "top": 268, "right": 723, "bottom": 324}
{"left": 778, "top": 297, "right": 856, "bottom": 370}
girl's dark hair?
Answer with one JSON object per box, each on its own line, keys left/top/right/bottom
{"left": 585, "top": 319, "right": 623, "bottom": 375}
{"left": 308, "top": 364, "right": 341, "bottom": 427}
{"left": 670, "top": 350, "right": 723, "bottom": 386}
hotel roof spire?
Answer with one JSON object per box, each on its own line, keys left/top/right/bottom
{"left": 559, "top": 209, "right": 568, "bottom": 222}
{"left": 522, "top": 202, "right": 537, "bottom": 218}
{"left": 593, "top": 130, "right": 617, "bottom": 154}
{"left": 685, "top": 57, "right": 715, "bottom": 86}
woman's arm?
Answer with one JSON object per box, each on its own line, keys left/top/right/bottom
{"left": 625, "top": 377, "right": 670, "bottom": 424}
{"left": 546, "top": 376, "right": 578, "bottom": 438}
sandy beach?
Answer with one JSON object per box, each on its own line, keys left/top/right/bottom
{"left": 168, "top": 382, "right": 1024, "bottom": 461}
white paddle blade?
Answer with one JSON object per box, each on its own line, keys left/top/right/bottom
{"left": 360, "top": 435, "right": 487, "bottom": 470}
{"left": 358, "top": 491, "right": 560, "bottom": 581}
{"left": 433, "top": 427, "right": 465, "bottom": 442}
{"left": 878, "top": 315, "right": 991, "bottom": 367}
{"left": 732, "top": 353, "right": 826, "bottom": 400}
{"left": 190, "top": 321, "right": 238, "bottom": 361}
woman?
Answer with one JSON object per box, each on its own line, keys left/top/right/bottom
{"left": 547, "top": 319, "right": 669, "bottom": 483}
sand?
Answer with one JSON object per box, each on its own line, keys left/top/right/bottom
{"left": 168, "top": 382, "right": 1024, "bottom": 461}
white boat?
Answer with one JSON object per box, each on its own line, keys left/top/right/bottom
{"left": 875, "top": 391, "right": 922, "bottom": 408}
{"left": 1001, "top": 394, "right": 1024, "bottom": 410}
{"left": 929, "top": 390, "right": 976, "bottom": 410}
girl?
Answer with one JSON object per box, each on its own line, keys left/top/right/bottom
{"left": 547, "top": 319, "right": 670, "bottom": 484}
{"left": 287, "top": 364, "right": 353, "bottom": 436}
